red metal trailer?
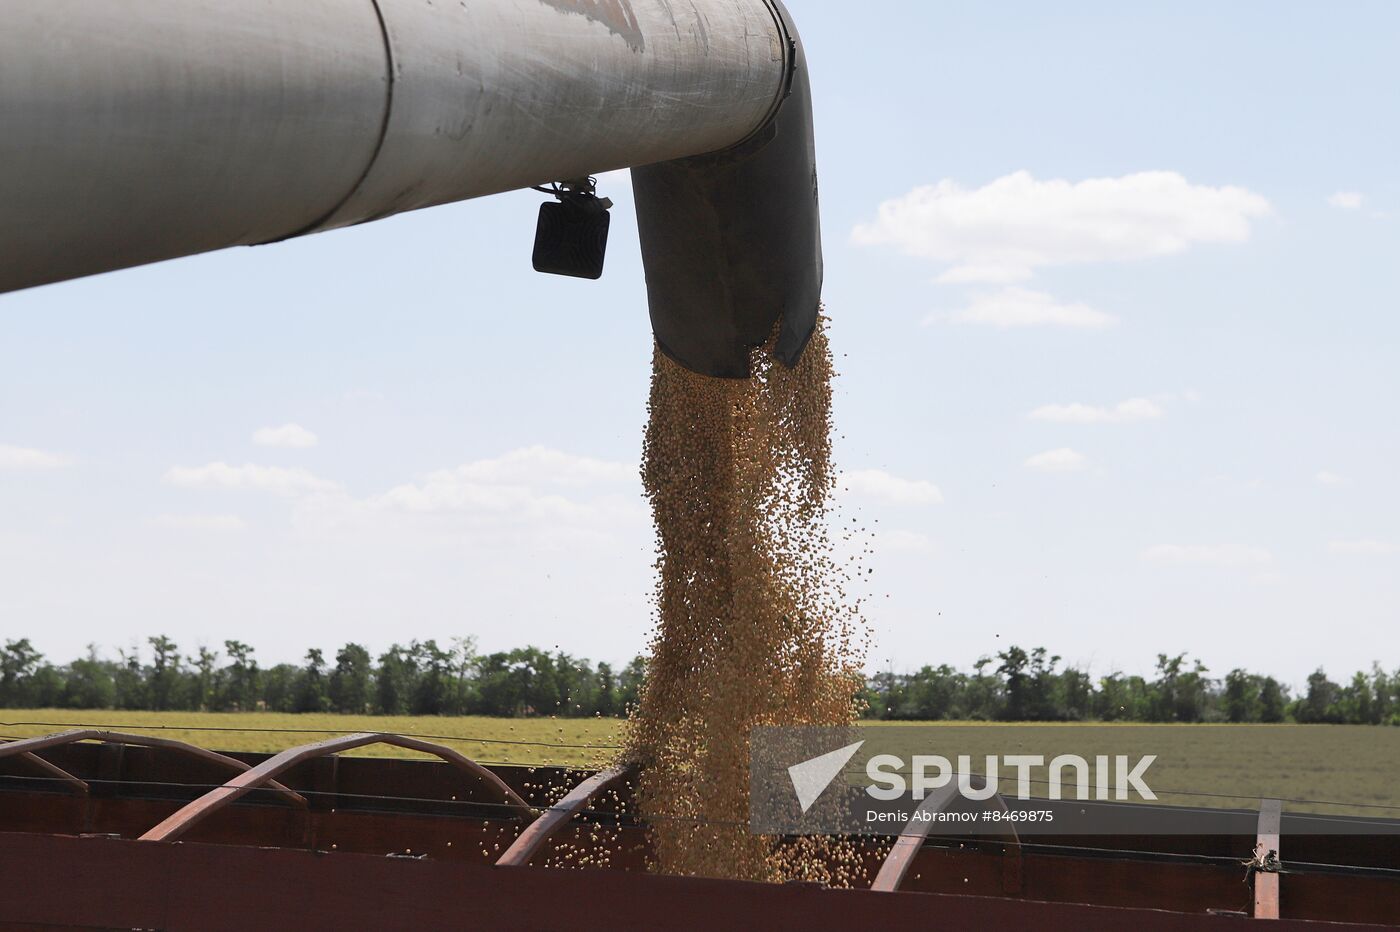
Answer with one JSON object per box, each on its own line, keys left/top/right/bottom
{"left": 2, "top": 730, "right": 1397, "bottom": 930}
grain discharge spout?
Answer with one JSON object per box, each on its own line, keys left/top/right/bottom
{"left": 0, "top": 0, "right": 821, "bottom": 377}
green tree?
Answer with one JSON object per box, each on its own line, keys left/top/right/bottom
{"left": 902, "top": 664, "right": 966, "bottom": 720}
{"left": 996, "top": 646, "right": 1031, "bottom": 720}
{"left": 1259, "top": 676, "right": 1288, "bottom": 723}
{"left": 449, "top": 636, "right": 480, "bottom": 715}
{"left": 0, "top": 639, "right": 44, "bottom": 706}
{"left": 329, "top": 643, "right": 372, "bottom": 714}
{"left": 1294, "top": 669, "right": 1343, "bottom": 724}
{"left": 375, "top": 644, "right": 416, "bottom": 715}
{"left": 1371, "top": 665, "right": 1396, "bottom": 725}
{"left": 62, "top": 644, "right": 116, "bottom": 709}
{"left": 261, "top": 664, "right": 298, "bottom": 712}
{"left": 552, "top": 651, "right": 599, "bottom": 717}
{"left": 1056, "top": 667, "right": 1094, "bottom": 721}
{"left": 1150, "top": 654, "right": 1211, "bottom": 722}
{"left": 221, "top": 640, "right": 260, "bottom": 711}
{"left": 114, "top": 646, "right": 147, "bottom": 710}
{"left": 1339, "top": 671, "right": 1377, "bottom": 725}
{"left": 191, "top": 646, "right": 220, "bottom": 711}
{"left": 596, "top": 661, "right": 618, "bottom": 717}
{"left": 410, "top": 640, "right": 454, "bottom": 715}
{"left": 294, "top": 648, "right": 329, "bottom": 713}
{"left": 1095, "top": 672, "right": 1149, "bottom": 721}
{"left": 1224, "top": 668, "right": 1260, "bottom": 723}
{"left": 147, "top": 635, "right": 182, "bottom": 711}
{"left": 964, "top": 657, "right": 1002, "bottom": 720}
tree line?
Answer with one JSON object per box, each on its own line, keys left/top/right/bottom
{"left": 0, "top": 637, "right": 644, "bottom": 718}
{"left": 0, "top": 637, "right": 1395, "bottom": 724}
{"left": 862, "top": 646, "right": 1400, "bottom": 725}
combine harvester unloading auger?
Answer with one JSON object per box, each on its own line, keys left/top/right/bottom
{"left": 0, "top": 0, "right": 821, "bottom": 378}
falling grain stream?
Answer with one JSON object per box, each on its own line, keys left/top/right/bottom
{"left": 622, "top": 319, "right": 872, "bottom": 884}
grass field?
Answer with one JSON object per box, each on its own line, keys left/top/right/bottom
{"left": 850, "top": 722, "right": 1400, "bottom": 817}
{"left": 4, "top": 711, "right": 1396, "bottom": 816}
{"left": 0, "top": 709, "right": 624, "bottom": 770}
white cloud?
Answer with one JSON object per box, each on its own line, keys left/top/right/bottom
{"left": 0, "top": 444, "right": 73, "bottom": 469}
{"left": 1327, "top": 191, "right": 1364, "bottom": 210}
{"left": 841, "top": 469, "right": 944, "bottom": 505}
{"left": 1315, "top": 470, "right": 1346, "bottom": 486}
{"left": 275, "top": 448, "right": 648, "bottom": 558}
{"left": 1024, "top": 448, "right": 1088, "bottom": 472}
{"left": 935, "top": 265, "right": 1032, "bottom": 285}
{"left": 153, "top": 514, "right": 247, "bottom": 532}
{"left": 367, "top": 447, "right": 642, "bottom": 526}
{"left": 253, "top": 424, "right": 318, "bottom": 449}
{"left": 942, "top": 287, "right": 1117, "bottom": 330}
{"left": 1142, "top": 544, "right": 1273, "bottom": 569}
{"left": 374, "top": 477, "right": 598, "bottom": 520}
{"left": 160, "top": 448, "right": 641, "bottom": 544}
{"left": 1329, "top": 539, "right": 1396, "bottom": 556}
{"left": 1029, "top": 398, "right": 1164, "bottom": 424}
{"left": 876, "top": 529, "right": 938, "bottom": 554}
{"left": 853, "top": 170, "right": 1271, "bottom": 282}
{"left": 443, "top": 446, "right": 634, "bottom": 487}
{"left": 164, "top": 462, "right": 341, "bottom": 496}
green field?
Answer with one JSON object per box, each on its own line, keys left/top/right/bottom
{"left": 3, "top": 711, "right": 1397, "bottom": 816}
{"left": 0, "top": 710, "right": 624, "bottom": 770}
{"left": 850, "top": 722, "right": 1400, "bottom": 817}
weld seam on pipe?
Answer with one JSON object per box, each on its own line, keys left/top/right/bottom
{"left": 269, "top": 0, "right": 398, "bottom": 245}
{"left": 0, "top": 0, "right": 792, "bottom": 294}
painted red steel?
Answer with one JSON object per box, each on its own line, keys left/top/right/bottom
{"left": 1255, "top": 798, "right": 1283, "bottom": 920}
{"left": 4, "top": 733, "right": 1399, "bottom": 926}
{"left": 2, "top": 748, "right": 88, "bottom": 795}
{"left": 139, "top": 732, "right": 533, "bottom": 842}
{"left": 871, "top": 776, "right": 1018, "bottom": 892}
{"left": 0, "top": 728, "right": 304, "bottom": 806}
{"left": 3, "top": 832, "right": 1393, "bottom": 932}
{"left": 496, "top": 764, "right": 634, "bottom": 867}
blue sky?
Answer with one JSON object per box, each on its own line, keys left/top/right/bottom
{"left": 3, "top": 1, "right": 1397, "bottom": 686}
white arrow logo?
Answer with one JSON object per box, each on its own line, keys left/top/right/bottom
{"left": 787, "top": 740, "right": 865, "bottom": 814}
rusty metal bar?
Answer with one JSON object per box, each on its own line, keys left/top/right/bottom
{"left": 871, "top": 782, "right": 961, "bottom": 892}
{"left": 0, "top": 729, "right": 303, "bottom": 805}
{"left": 0, "top": 741, "right": 89, "bottom": 796}
{"left": 139, "top": 732, "right": 533, "bottom": 843}
{"left": 1255, "top": 797, "right": 1283, "bottom": 920}
{"left": 495, "top": 765, "right": 635, "bottom": 868}
{"left": 871, "top": 777, "right": 1019, "bottom": 893}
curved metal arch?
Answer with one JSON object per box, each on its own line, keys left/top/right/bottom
{"left": 495, "top": 765, "right": 635, "bottom": 868}
{"left": 139, "top": 732, "right": 533, "bottom": 843}
{"left": 0, "top": 740, "right": 88, "bottom": 796}
{"left": 0, "top": 729, "right": 304, "bottom": 806}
